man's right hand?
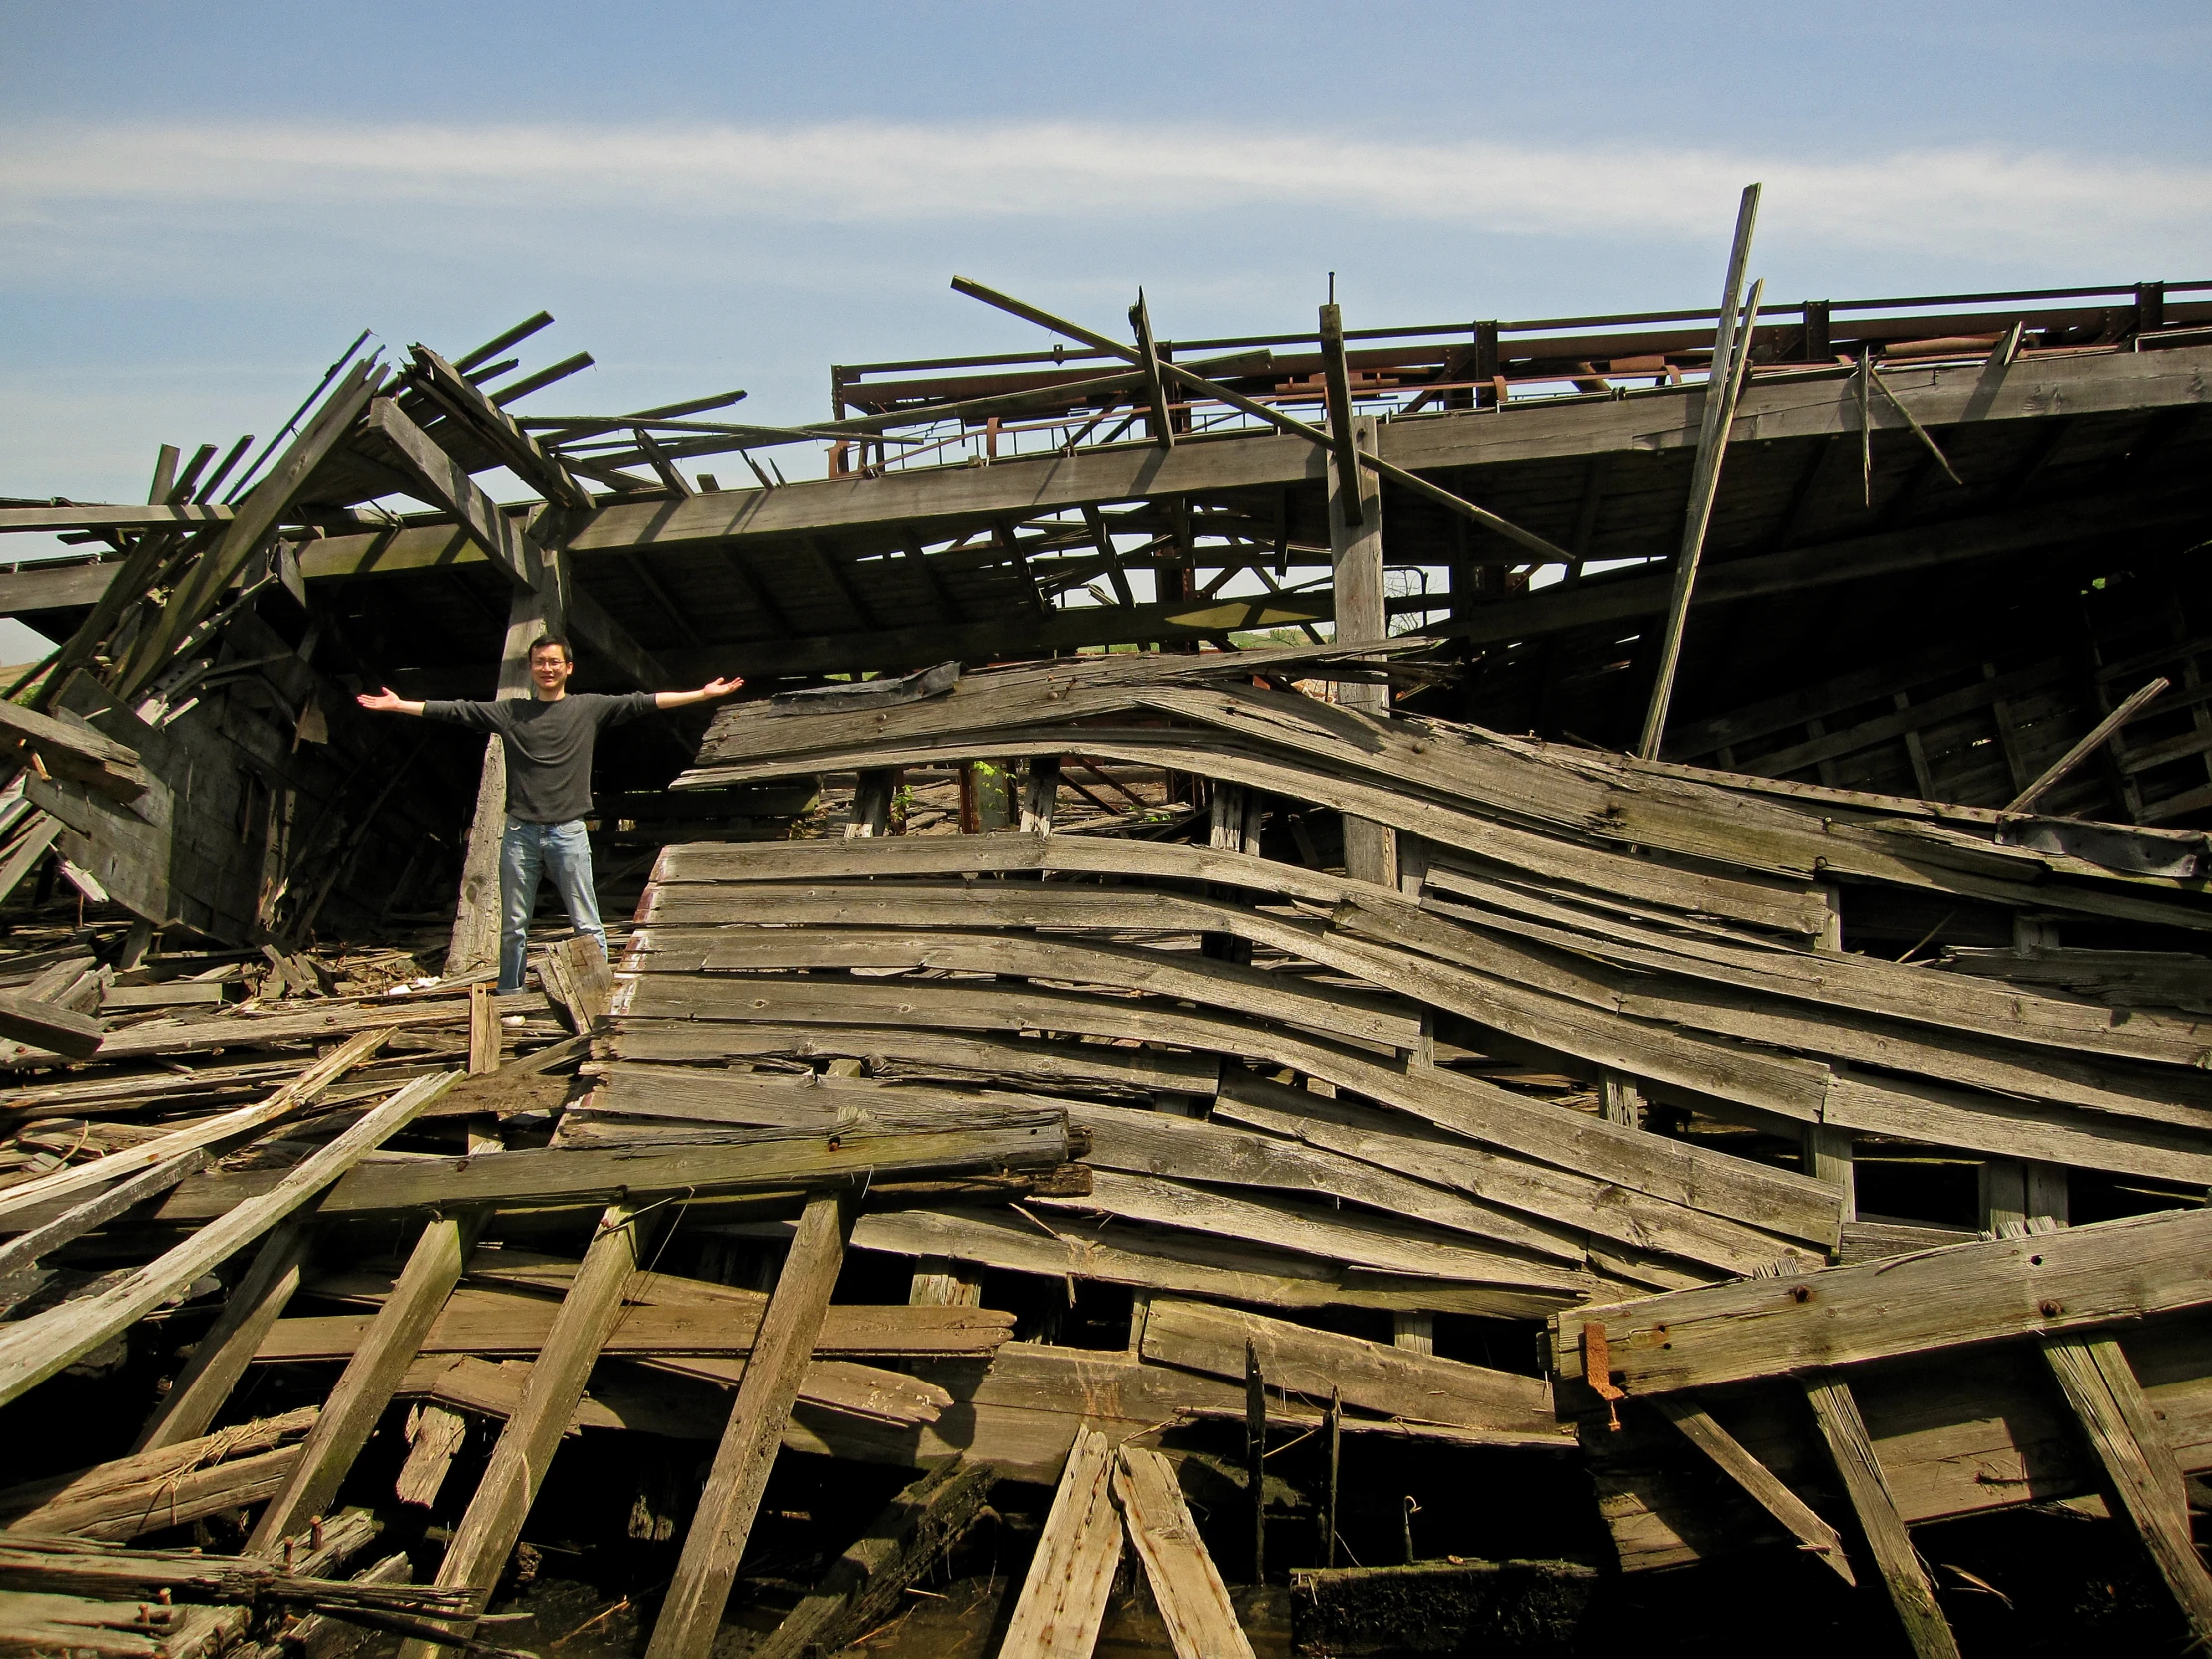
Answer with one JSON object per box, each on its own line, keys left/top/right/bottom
{"left": 357, "top": 687, "right": 425, "bottom": 715}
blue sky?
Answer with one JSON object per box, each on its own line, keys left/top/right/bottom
{"left": 3, "top": 0, "right": 2207, "bottom": 605}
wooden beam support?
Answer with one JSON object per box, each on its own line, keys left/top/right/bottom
{"left": 2043, "top": 1333, "right": 2212, "bottom": 1645}
{"left": 1319, "top": 303, "right": 1363, "bottom": 527}
{"left": 1650, "top": 1393, "right": 1854, "bottom": 1583}
{"left": 397, "top": 1202, "right": 655, "bottom": 1659}
{"left": 1330, "top": 416, "right": 1395, "bottom": 888}
{"left": 1020, "top": 757, "right": 1060, "bottom": 835}
{"left": 247, "top": 1208, "right": 488, "bottom": 1553}
{"left": 368, "top": 397, "right": 670, "bottom": 690}
{"left": 998, "top": 1425, "right": 1123, "bottom": 1659}
{"left": 847, "top": 768, "right": 896, "bottom": 839}
{"left": 407, "top": 346, "right": 592, "bottom": 512}
{"left": 1803, "top": 1372, "right": 1960, "bottom": 1659}
{"left": 1113, "top": 1443, "right": 1258, "bottom": 1659}
{"left": 643, "top": 1190, "right": 856, "bottom": 1659}
{"left": 1553, "top": 1207, "right": 2212, "bottom": 1398}
{"left": 2006, "top": 676, "right": 2170, "bottom": 813}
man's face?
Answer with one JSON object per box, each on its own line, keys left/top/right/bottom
{"left": 530, "top": 645, "right": 574, "bottom": 696}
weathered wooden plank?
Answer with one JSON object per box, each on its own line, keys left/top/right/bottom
{"left": 1141, "top": 1298, "right": 1564, "bottom": 1442}
{"left": 804, "top": 1203, "right": 1544, "bottom": 1317}
{"left": 0, "top": 1071, "right": 455, "bottom": 1410}
{"left": 1078, "top": 1100, "right": 1585, "bottom": 1265}
{"left": 0, "top": 1029, "right": 387, "bottom": 1223}
{"left": 64, "top": 1111, "right": 1076, "bottom": 1226}
{"left": 1113, "top": 1444, "right": 1257, "bottom": 1659}
{"left": 1395, "top": 881, "right": 2212, "bottom": 1080}
{"left": 998, "top": 1426, "right": 1122, "bottom": 1659}
{"left": 645, "top": 1192, "right": 853, "bottom": 1659}
{"left": 1213, "top": 1077, "right": 1793, "bottom": 1279}
{"left": 1650, "top": 1394, "right": 1854, "bottom": 1583}
{"left": 1822, "top": 1071, "right": 2212, "bottom": 1186}
{"left": 599, "top": 1026, "right": 1218, "bottom": 1094}
{"left": 0, "top": 990, "right": 101, "bottom": 1064}
{"left": 1045, "top": 1170, "right": 1597, "bottom": 1306}
{"left": 396, "top": 1205, "right": 648, "bottom": 1659}
{"left": 246, "top": 1210, "right": 487, "bottom": 1553}
{"left": 616, "top": 981, "right": 1836, "bottom": 1248}
{"left": 671, "top": 928, "right": 1423, "bottom": 1052}
{"left": 1803, "top": 1373, "right": 1961, "bottom": 1659}
{"left": 0, "top": 1148, "right": 208, "bottom": 1292}
{"left": 1, "top": 1408, "right": 317, "bottom": 1542}
{"left": 1553, "top": 1204, "right": 2212, "bottom": 1397}
{"left": 2043, "top": 1334, "right": 2212, "bottom": 1644}
{"left": 256, "top": 1296, "right": 1013, "bottom": 1362}
{"left": 395, "top": 1405, "right": 468, "bottom": 1509}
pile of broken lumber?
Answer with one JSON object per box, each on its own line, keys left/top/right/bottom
{"left": 6, "top": 642, "right": 2212, "bottom": 1658}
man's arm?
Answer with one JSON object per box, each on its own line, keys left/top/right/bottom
{"left": 361, "top": 690, "right": 504, "bottom": 732}
{"left": 654, "top": 675, "right": 745, "bottom": 711}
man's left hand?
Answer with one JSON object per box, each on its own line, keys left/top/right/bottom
{"left": 700, "top": 675, "right": 745, "bottom": 698}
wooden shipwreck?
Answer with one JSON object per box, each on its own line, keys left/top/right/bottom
{"left": 0, "top": 257, "right": 2209, "bottom": 1656}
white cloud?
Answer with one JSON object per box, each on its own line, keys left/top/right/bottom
{"left": 4, "top": 119, "right": 2208, "bottom": 268}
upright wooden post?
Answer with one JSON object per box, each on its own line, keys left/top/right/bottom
{"left": 644, "top": 1192, "right": 857, "bottom": 1659}
{"left": 399, "top": 1202, "right": 650, "bottom": 1659}
{"left": 1391, "top": 1313, "right": 1435, "bottom": 1356}
{"left": 448, "top": 581, "right": 563, "bottom": 977}
{"left": 847, "top": 768, "right": 895, "bottom": 837}
{"left": 1329, "top": 415, "right": 1394, "bottom": 886}
{"left": 1599, "top": 1072, "right": 1644, "bottom": 1129}
{"left": 908, "top": 1257, "right": 984, "bottom": 1307}
{"left": 1321, "top": 1387, "right": 1342, "bottom": 1568}
{"left": 1020, "top": 758, "right": 1061, "bottom": 834}
{"left": 466, "top": 983, "right": 500, "bottom": 1076}
{"left": 1804, "top": 1125, "right": 1857, "bottom": 1221}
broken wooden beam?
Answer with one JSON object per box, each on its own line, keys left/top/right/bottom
{"left": 644, "top": 1190, "right": 854, "bottom": 1659}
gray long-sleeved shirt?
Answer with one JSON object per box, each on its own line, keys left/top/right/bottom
{"left": 423, "top": 691, "right": 658, "bottom": 823}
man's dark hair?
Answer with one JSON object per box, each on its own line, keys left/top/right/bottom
{"left": 530, "top": 636, "right": 574, "bottom": 663}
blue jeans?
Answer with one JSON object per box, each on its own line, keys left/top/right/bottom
{"left": 499, "top": 818, "right": 603, "bottom": 993}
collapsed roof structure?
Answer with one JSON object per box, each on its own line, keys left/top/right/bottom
{"left": 1, "top": 203, "right": 2211, "bottom": 1656}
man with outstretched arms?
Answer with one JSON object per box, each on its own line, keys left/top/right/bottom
{"left": 358, "top": 638, "right": 742, "bottom": 994}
